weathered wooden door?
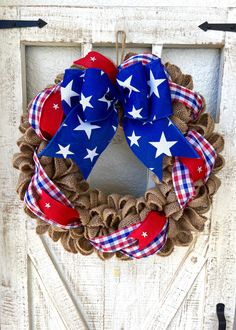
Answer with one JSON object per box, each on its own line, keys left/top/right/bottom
{"left": 1, "top": 2, "right": 236, "bottom": 329}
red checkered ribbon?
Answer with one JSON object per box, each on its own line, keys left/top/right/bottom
{"left": 119, "top": 53, "right": 159, "bottom": 69}
{"left": 169, "top": 81, "right": 204, "bottom": 120}
{"left": 24, "top": 152, "right": 80, "bottom": 229}
{"left": 172, "top": 130, "right": 217, "bottom": 208}
{"left": 28, "top": 84, "right": 61, "bottom": 140}
{"left": 90, "top": 212, "right": 168, "bottom": 259}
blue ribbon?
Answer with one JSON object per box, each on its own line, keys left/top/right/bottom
{"left": 40, "top": 58, "right": 198, "bottom": 180}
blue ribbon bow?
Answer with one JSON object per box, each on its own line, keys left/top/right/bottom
{"left": 40, "top": 58, "right": 198, "bottom": 180}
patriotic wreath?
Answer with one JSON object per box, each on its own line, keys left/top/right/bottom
{"left": 13, "top": 52, "right": 224, "bottom": 260}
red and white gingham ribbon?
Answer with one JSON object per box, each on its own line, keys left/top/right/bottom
{"left": 90, "top": 216, "right": 168, "bottom": 259}
{"left": 24, "top": 152, "right": 80, "bottom": 229}
{"left": 172, "top": 130, "right": 217, "bottom": 208}
{"left": 28, "top": 84, "right": 61, "bottom": 140}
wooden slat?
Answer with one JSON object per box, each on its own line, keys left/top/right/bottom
{"left": 0, "top": 0, "right": 235, "bottom": 8}
{"left": 27, "top": 231, "right": 91, "bottom": 330}
{"left": 27, "top": 257, "right": 66, "bottom": 330}
{"left": 142, "top": 236, "right": 209, "bottom": 329}
{"left": 0, "top": 6, "right": 29, "bottom": 330}
{"left": 203, "top": 7, "right": 236, "bottom": 329}
{"left": 17, "top": 6, "right": 226, "bottom": 46}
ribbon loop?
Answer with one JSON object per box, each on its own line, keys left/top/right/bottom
{"left": 60, "top": 68, "right": 83, "bottom": 116}
{"left": 146, "top": 58, "right": 172, "bottom": 121}
{"left": 40, "top": 65, "right": 119, "bottom": 179}
{"left": 117, "top": 61, "right": 149, "bottom": 120}
{"left": 117, "top": 58, "right": 173, "bottom": 122}
{"left": 81, "top": 68, "right": 117, "bottom": 123}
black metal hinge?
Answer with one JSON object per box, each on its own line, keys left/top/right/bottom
{"left": 216, "top": 303, "right": 226, "bottom": 330}
{"left": 199, "top": 21, "right": 236, "bottom": 32}
{"left": 0, "top": 19, "right": 47, "bottom": 29}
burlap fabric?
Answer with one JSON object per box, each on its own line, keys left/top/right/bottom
{"left": 13, "top": 60, "right": 225, "bottom": 260}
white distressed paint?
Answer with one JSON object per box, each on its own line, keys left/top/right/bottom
{"left": 0, "top": 0, "right": 235, "bottom": 7}
{"left": 0, "top": 6, "right": 29, "bottom": 330}
{"left": 0, "top": 3, "right": 236, "bottom": 330}
{"left": 162, "top": 48, "right": 221, "bottom": 119}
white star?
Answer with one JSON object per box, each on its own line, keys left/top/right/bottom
{"left": 128, "top": 106, "right": 143, "bottom": 119}
{"left": 56, "top": 144, "right": 74, "bottom": 159}
{"left": 53, "top": 103, "right": 59, "bottom": 110}
{"left": 149, "top": 132, "right": 178, "bottom": 158}
{"left": 98, "top": 88, "right": 112, "bottom": 109}
{"left": 61, "top": 80, "right": 79, "bottom": 107}
{"left": 90, "top": 56, "right": 96, "bottom": 62}
{"left": 84, "top": 147, "right": 99, "bottom": 162}
{"left": 127, "top": 131, "right": 141, "bottom": 147}
{"left": 117, "top": 75, "right": 140, "bottom": 97}
{"left": 147, "top": 70, "right": 166, "bottom": 98}
{"left": 45, "top": 203, "right": 51, "bottom": 209}
{"left": 80, "top": 93, "right": 93, "bottom": 111}
{"left": 74, "top": 115, "right": 100, "bottom": 139}
{"left": 168, "top": 119, "right": 173, "bottom": 126}
{"left": 62, "top": 123, "right": 67, "bottom": 127}
{"left": 197, "top": 166, "right": 203, "bottom": 173}
{"left": 143, "top": 120, "right": 153, "bottom": 126}
{"left": 142, "top": 231, "right": 148, "bottom": 238}
{"left": 112, "top": 125, "right": 117, "bottom": 132}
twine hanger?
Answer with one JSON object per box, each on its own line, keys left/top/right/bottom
{"left": 115, "top": 30, "right": 127, "bottom": 66}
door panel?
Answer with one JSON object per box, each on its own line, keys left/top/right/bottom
{"left": 1, "top": 4, "right": 236, "bottom": 330}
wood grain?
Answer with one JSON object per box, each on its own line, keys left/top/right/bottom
{"left": 0, "top": 3, "right": 235, "bottom": 330}
{"left": 0, "top": 6, "right": 29, "bottom": 330}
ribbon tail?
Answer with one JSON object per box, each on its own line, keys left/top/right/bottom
{"left": 123, "top": 117, "right": 199, "bottom": 181}
{"left": 39, "top": 105, "right": 118, "bottom": 179}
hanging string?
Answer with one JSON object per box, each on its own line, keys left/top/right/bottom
{"left": 115, "top": 30, "right": 127, "bottom": 66}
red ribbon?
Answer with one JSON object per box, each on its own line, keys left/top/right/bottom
{"left": 179, "top": 149, "right": 207, "bottom": 182}
{"left": 73, "top": 51, "right": 118, "bottom": 84}
{"left": 127, "top": 211, "right": 167, "bottom": 250}
{"left": 40, "top": 88, "right": 64, "bottom": 139}
{"left": 38, "top": 190, "right": 80, "bottom": 226}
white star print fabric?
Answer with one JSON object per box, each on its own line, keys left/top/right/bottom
{"left": 39, "top": 67, "right": 118, "bottom": 179}
{"left": 117, "top": 58, "right": 199, "bottom": 180}
{"left": 38, "top": 54, "right": 202, "bottom": 181}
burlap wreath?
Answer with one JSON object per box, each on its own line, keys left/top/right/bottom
{"left": 13, "top": 56, "right": 225, "bottom": 260}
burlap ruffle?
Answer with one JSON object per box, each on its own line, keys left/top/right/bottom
{"left": 13, "top": 59, "right": 224, "bottom": 260}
